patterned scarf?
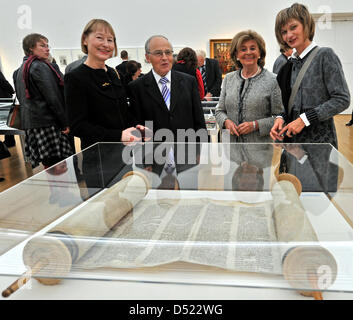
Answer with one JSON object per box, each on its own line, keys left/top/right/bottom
{"left": 23, "top": 55, "right": 64, "bottom": 99}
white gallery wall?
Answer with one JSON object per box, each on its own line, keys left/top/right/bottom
{"left": 0, "top": 0, "right": 352, "bottom": 113}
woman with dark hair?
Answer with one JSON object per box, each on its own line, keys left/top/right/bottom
{"left": 215, "top": 30, "right": 284, "bottom": 143}
{"left": 13, "top": 33, "right": 73, "bottom": 168}
{"left": 124, "top": 60, "right": 142, "bottom": 84}
{"left": 270, "top": 3, "right": 350, "bottom": 147}
{"left": 122, "top": 60, "right": 143, "bottom": 97}
{"left": 172, "top": 47, "right": 205, "bottom": 100}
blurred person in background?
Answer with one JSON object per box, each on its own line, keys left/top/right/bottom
{"left": 0, "top": 69, "right": 15, "bottom": 147}
{"left": 173, "top": 47, "right": 205, "bottom": 100}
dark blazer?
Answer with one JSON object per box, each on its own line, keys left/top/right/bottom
{"left": 14, "top": 57, "right": 67, "bottom": 130}
{"left": 115, "top": 61, "right": 128, "bottom": 77}
{"left": 272, "top": 53, "right": 288, "bottom": 74}
{"left": 0, "top": 71, "right": 14, "bottom": 98}
{"left": 205, "top": 58, "right": 222, "bottom": 97}
{"left": 128, "top": 70, "right": 206, "bottom": 141}
{"left": 64, "top": 63, "right": 134, "bottom": 149}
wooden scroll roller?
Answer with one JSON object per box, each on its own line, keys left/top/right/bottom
{"left": 272, "top": 173, "right": 337, "bottom": 300}
{"left": 2, "top": 171, "right": 150, "bottom": 297}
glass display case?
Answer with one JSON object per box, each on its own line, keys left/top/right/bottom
{"left": 202, "top": 98, "right": 219, "bottom": 138}
{"left": 0, "top": 101, "right": 13, "bottom": 132}
{"left": 0, "top": 142, "right": 352, "bottom": 299}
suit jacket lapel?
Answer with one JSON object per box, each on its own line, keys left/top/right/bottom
{"left": 144, "top": 71, "right": 169, "bottom": 112}
{"left": 205, "top": 58, "right": 211, "bottom": 83}
{"left": 169, "top": 70, "right": 181, "bottom": 113}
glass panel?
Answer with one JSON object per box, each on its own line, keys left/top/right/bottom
{"left": 0, "top": 102, "right": 11, "bottom": 125}
{"left": 1, "top": 142, "right": 352, "bottom": 297}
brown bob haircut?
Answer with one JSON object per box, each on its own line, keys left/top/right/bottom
{"left": 81, "top": 19, "right": 117, "bottom": 57}
{"left": 230, "top": 30, "right": 266, "bottom": 69}
{"left": 177, "top": 47, "right": 198, "bottom": 70}
{"left": 22, "top": 33, "right": 48, "bottom": 56}
{"left": 275, "top": 3, "right": 316, "bottom": 50}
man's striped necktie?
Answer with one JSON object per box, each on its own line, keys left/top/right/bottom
{"left": 159, "top": 77, "right": 171, "bottom": 109}
{"left": 200, "top": 65, "right": 208, "bottom": 93}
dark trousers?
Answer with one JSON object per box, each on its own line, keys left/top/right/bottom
{"left": 3, "top": 135, "right": 15, "bottom": 147}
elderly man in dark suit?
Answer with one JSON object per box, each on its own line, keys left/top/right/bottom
{"left": 128, "top": 35, "right": 207, "bottom": 143}
{"left": 196, "top": 50, "right": 222, "bottom": 99}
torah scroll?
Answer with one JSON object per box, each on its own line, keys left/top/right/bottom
{"left": 22, "top": 171, "right": 150, "bottom": 285}
{"left": 22, "top": 172, "right": 337, "bottom": 291}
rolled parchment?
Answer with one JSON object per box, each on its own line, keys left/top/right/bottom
{"left": 272, "top": 174, "right": 337, "bottom": 291}
{"left": 22, "top": 171, "right": 337, "bottom": 293}
{"left": 22, "top": 171, "right": 150, "bottom": 285}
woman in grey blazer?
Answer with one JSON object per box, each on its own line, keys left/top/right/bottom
{"left": 216, "top": 30, "right": 284, "bottom": 143}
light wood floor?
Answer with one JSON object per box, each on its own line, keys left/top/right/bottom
{"left": 335, "top": 114, "right": 353, "bottom": 162}
{"left": 1, "top": 114, "right": 353, "bottom": 193}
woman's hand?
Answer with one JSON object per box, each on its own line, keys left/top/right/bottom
{"left": 121, "top": 127, "right": 142, "bottom": 145}
{"left": 224, "top": 119, "right": 239, "bottom": 136}
{"left": 61, "top": 127, "right": 70, "bottom": 135}
{"left": 270, "top": 118, "right": 285, "bottom": 141}
{"left": 279, "top": 117, "right": 305, "bottom": 138}
{"left": 237, "top": 121, "right": 256, "bottom": 135}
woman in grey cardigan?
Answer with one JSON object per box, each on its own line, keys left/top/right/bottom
{"left": 216, "top": 30, "right": 284, "bottom": 143}
{"left": 270, "top": 3, "right": 350, "bottom": 148}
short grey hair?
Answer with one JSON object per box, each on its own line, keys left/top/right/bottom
{"left": 196, "top": 50, "right": 206, "bottom": 58}
{"left": 145, "top": 35, "right": 173, "bottom": 54}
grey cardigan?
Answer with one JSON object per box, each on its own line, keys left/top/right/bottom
{"left": 285, "top": 47, "right": 350, "bottom": 148}
{"left": 216, "top": 69, "right": 284, "bottom": 142}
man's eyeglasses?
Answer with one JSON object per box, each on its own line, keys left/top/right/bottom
{"left": 148, "top": 50, "right": 174, "bottom": 57}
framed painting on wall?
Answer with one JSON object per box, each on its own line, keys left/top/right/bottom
{"left": 71, "top": 49, "right": 86, "bottom": 62}
{"left": 209, "top": 39, "right": 235, "bottom": 76}
{"left": 51, "top": 49, "right": 73, "bottom": 73}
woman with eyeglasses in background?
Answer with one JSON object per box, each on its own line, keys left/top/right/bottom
{"left": 13, "top": 33, "right": 72, "bottom": 169}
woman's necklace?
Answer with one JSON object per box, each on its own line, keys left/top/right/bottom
{"left": 241, "top": 66, "right": 261, "bottom": 79}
